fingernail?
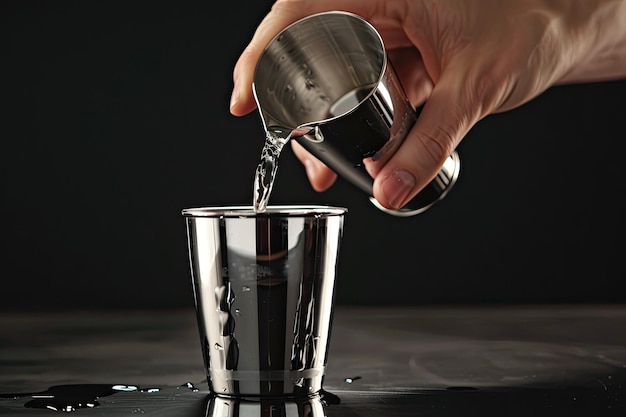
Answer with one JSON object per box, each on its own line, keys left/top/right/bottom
{"left": 229, "top": 84, "right": 239, "bottom": 110}
{"left": 303, "top": 159, "right": 316, "bottom": 181}
{"left": 381, "top": 170, "right": 416, "bottom": 209}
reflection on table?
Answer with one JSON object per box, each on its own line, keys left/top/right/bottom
{"left": 1, "top": 305, "right": 625, "bottom": 416}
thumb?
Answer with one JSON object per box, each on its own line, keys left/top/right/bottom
{"left": 372, "top": 75, "right": 481, "bottom": 210}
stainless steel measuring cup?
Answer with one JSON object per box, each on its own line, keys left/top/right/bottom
{"left": 253, "top": 11, "right": 460, "bottom": 217}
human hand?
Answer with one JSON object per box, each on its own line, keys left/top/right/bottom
{"left": 230, "top": 0, "right": 626, "bottom": 210}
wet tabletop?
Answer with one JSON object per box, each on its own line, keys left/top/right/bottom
{"left": 1, "top": 305, "right": 626, "bottom": 416}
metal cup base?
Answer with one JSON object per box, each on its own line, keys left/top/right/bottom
{"left": 370, "top": 150, "right": 461, "bottom": 216}
{"left": 206, "top": 391, "right": 335, "bottom": 417}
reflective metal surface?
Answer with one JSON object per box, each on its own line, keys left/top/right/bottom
{"left": 182, "top": 206, "right": 346, "bottom": 398}
{"left": 253, "top": 11, "right": 460, "bottom": 216}
{"left": 205, "top": 393, "right": 329, "bottom": 417}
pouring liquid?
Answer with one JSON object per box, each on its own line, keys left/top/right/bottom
{"left": 253, "top": 128, "right": 291, "bottom": 212}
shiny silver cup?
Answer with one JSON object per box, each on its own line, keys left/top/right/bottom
{"left": 182, "top": 205, "right": 346, "bottom": 398}
{"left": 206, "top": 393, "right": 327, "bottom": 417}
{"left": 253, "top": 11, "right": 460, "bottom": 217}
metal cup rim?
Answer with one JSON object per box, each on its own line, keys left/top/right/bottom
{"left": 181, "top": 205, "right": 347, "bottom": 218}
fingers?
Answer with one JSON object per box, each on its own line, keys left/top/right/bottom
{"left": 230, "top": 0, "right": 378, "bottom": 117}
{"left": 372, "top": 73, "right": 480, "bottom": 210}
{"left": 291, "top": 141, "right": 337, "bottom": 192}
{"left": 387, "top": 48, "right": 433, "bottom": 109}
{"left": 363, "top": 49, "right": 434, "bottom": 180}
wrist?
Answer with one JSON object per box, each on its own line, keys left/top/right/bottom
{"left": 557, "top": 0, "right": 626, "bottom": 83}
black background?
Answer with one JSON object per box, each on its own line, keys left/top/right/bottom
{"left": 2, "top": 1, "right": 625, "bottom": 312}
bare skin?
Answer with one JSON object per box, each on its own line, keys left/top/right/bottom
{"left": 230, "top": 0, "right": 626, "bottom": 210}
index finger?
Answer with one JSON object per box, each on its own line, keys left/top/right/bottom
{"left": 230, "top": 0, "right": 379, "bottom": 116}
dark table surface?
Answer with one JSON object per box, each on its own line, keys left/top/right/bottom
{"left": 1, "top": 305, "right": 626, "bottom": 416}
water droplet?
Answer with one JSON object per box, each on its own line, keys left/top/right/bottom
{"left": 143, "top": 388, "right": 160, "bottom": 393}
{"left": 113, "top": 385, "right": 138, "bottom": 392}
{"left": 314, "top": 127, "right": 324, "bottom": 142}
{"left": 182, "top": 382, "right": 198, "bottom": 392}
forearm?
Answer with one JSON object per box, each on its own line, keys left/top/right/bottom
{"left": 557, "top": 0, "right": 626, "bottom": 84}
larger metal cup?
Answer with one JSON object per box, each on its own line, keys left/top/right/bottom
{"left": 253, "top": 11, "right": 460, "bottom": 217}
{"left": 182, "top": 205, "right": 346, "bottom": 398}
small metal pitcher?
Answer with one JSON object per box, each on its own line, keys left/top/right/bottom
{"left": 253, "top": 11, "right": 460, "bottom": 216}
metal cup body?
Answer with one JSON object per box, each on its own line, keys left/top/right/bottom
{"left": 182, "top": 206, "right": 346, "bottom": 398}
{"left": 253, "top": 11, "right": 459, "bottom": 216}
{"left": 206, "top": 393, "right": 327, "bottom": 417}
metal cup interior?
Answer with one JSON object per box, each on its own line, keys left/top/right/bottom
{"left": 252, "top": 11, "right": 385, "bottom": 132}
